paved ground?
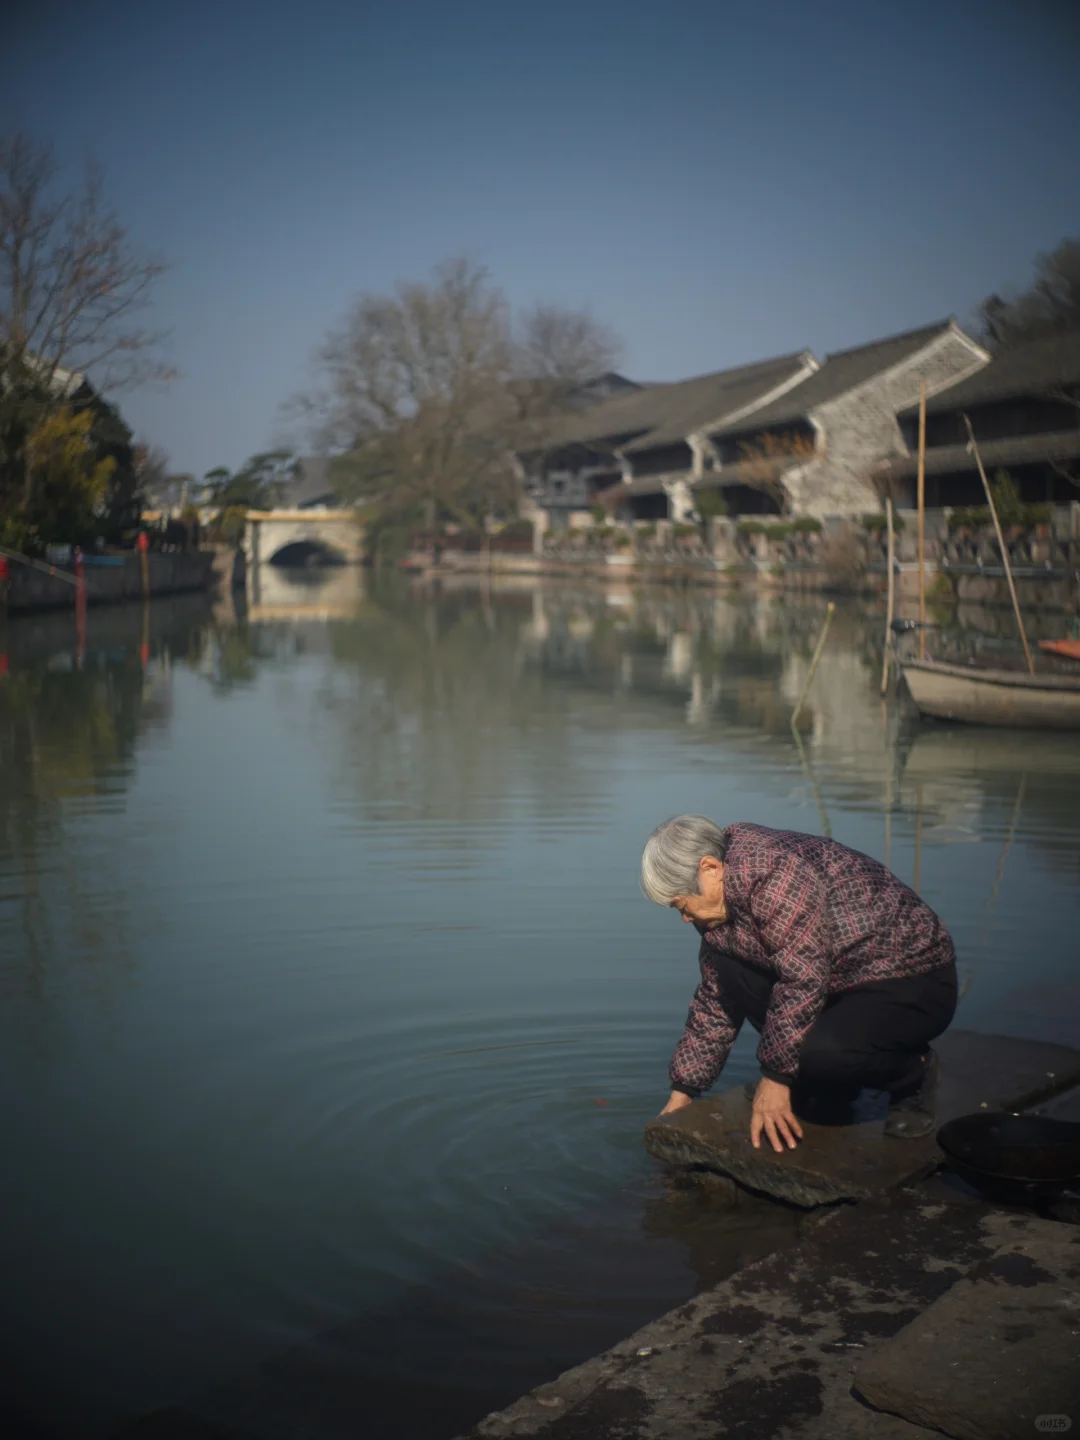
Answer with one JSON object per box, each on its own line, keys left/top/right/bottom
{"left": 460, "top": 1032, "right": 1080, "bottom": 1440}
{"left": 457, "top": 1184, "right": 1079, "bottom": 1440}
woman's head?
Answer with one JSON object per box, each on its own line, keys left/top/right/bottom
{"left": 641, "top": 815, "right": 729, "bottom": 924}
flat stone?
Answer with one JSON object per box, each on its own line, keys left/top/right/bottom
{"left": 644, "top": 1030, "right": 1080, "bottom": 1206}
{"left": 854, "top": 1217, "right": 1080, "bottom": 1440}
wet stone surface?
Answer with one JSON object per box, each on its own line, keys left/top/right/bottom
{"left": 854, "top": 1218, "right": 1080, "bottom": 1440}
{"left": 643, "top": 1030, "right": 1080, "bottom": 1206}
{"left": 458, "top": 1187, "right": 1012, "bottom": 1440}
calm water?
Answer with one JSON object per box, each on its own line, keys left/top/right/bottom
{"left": 1, "top": 570, "right": 1078, "bottom": 1439}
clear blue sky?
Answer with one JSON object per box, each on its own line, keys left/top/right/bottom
{"left": 4, "top": 0, "right": 1079, "bottom": 477}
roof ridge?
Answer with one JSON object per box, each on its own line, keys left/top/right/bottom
{"left": 822, "top": 318, "right": 954, "bottom": 362}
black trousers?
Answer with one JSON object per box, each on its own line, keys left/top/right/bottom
{"left": 707, "top": 946, "right": 958, "bottom": 1095}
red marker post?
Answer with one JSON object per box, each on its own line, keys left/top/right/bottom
{"left": 137, "top": 530, "right": 150, "bottom": 601}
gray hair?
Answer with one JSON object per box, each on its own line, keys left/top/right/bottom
{"left": 640, "top": 814, "right": 728, "bottom": 905}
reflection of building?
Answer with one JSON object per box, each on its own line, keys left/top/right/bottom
{"left": 247, "top": 563, "right": 365, "bottom": 620}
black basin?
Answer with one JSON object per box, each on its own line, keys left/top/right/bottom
{"left": 937, "top": 1111, "right": 1080, "bottom": 1184}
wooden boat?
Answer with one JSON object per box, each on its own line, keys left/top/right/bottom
{"left": 1038, "top": 638, "right": 1080, "bottom": 662}
{"left": 902, "top": 658, "right": 1080, "bottom": 730}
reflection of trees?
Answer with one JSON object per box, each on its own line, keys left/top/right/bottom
{"left": 323, "top": 584, "right": 598, "bottom": 830}
{"left": 0, "top": 596, "right": 210, "bottom": 1001}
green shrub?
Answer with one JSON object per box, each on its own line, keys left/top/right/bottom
{"left": 861, "top": 512, "right": 906, "bottom": 533}
{"left": 613, "top": 530, "right": 633, "bottom": 548}
{"left": 673, "top": 522, "right": 699, "bottom": 538}
{"left": 764, "top": 521, "right": 792, "bottom": 540}
{"left": 990, "top": 471, "right": 1024, "bottom": 527}
{"left": 791, "top": 516, "right": 823, "bottom": 534}
{"left": 948, "top": 490, "right": 1055, "bottom": 531}
{"left": 694, "top": 489, "right": 728, "bottom": 518}
{"left": 591, "top": 504, "right": 606, "bottom": 524}
{"left": 637, "top": 523, "right": 656, "bottom": 540}
{"left": 736, "top": 518, "right": 767, "bottom": 536}
{"left": 499, "top": 517, "right": 534, "bottom": 542}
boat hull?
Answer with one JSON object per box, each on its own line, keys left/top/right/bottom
{"left": 902, "top": 660, "right": 1080, "bottom": 730}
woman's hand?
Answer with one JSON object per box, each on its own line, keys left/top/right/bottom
{"left": 750, "top": 1077, "right": 804, "bottom": 1152}
{"left": 658, "top": 1090, "right": 694, "bottom": 1116}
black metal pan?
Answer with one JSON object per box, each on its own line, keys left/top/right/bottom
{"left": 937, "top": 1111, "right": 1080, "bottom": 1185}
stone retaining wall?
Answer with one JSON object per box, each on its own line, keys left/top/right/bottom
{"left": 4, "top": 550, "right": 216, "bottom": 613}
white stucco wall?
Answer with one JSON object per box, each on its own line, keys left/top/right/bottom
{"left": 783, "top": 327, "right": 989, "bottom": 518}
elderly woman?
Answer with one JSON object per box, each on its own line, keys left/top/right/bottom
{"left": 642, "top": 816, "right": 958, "bottom": 1153}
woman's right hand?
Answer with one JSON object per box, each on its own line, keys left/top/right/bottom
{"left": 658, "top": 1090, "right": 694, "bottom": 1116}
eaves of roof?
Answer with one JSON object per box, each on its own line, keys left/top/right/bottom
{"left": 880, "top": 428, "right": 1080, "bottom": 479}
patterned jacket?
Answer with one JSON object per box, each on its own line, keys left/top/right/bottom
{"left": 669, "top": 823, "right": 956, "bottom": 1094}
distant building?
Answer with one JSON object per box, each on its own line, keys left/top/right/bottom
{"left": 280, "top": 457, "right": 342, "bottom": 510}
{"left": 696, "top": 321, "right": 988, "bottom": 519}
{"left": 520, "top": 322, "right": 990, "bottom": 526}
{"left": 880, "top": 329, "right": 1080, "bottom": 509}
{"left": 521, "top": 354, "right": 817, "bottom": 526}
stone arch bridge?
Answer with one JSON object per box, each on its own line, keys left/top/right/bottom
{"left": 243, "top": 510, "right": 365, "bottom": 566}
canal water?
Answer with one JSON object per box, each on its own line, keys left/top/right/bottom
{"left": 1, "top": 570, "right": 1077, "bottom": 1439}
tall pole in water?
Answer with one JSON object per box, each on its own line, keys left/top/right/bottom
{"left": 917, "top": 380, "right": 927, "bottom": 661}
{"left": 964, "top": 414, "right": 1035, "bottom": 677}
{"left": 880, "top": 495, "right": 895, "bottom": 695}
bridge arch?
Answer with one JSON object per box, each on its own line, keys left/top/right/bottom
{"left": 268, "top": 538, "right": 346, "bottom": 567}
{"left": 243, "top": 510, "right": 365, "bottom": 568}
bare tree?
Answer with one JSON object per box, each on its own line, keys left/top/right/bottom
{"left": 975, "top": 238, "right": 1080, "bottom": 350}
{"left": 733, "top": 431, "right": 817, "bottom": 512}
{"left": 292, "top": 258, "right": 621, "bottom": 528}
{"left": 132, "top": 442, "right": 172, "bottom": 507}
{"left": 0, "top": 132, "right": 171, "bottom": 394}
{"left": 513, "top": 304, "right": 620, "bottom": 406}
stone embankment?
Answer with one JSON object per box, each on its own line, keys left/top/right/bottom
{"left": 456, "top": 1030, "right": 1080, "bottom": 1440}
{"left": 407, "top": 504, "right": 1080, "bottom": 614}
{"left": 2, "top": 549, "right": 224, "bottom": 614}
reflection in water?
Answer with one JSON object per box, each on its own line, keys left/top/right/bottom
{"left": 0, "top": 568, "right": 1077, "bottom": 1438}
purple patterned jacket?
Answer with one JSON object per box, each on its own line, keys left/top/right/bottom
{"left": 669, "top": 823, "right": 955, "bottom": 1094}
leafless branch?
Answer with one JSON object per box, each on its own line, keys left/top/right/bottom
{"left": 1, "top": 133, "right": 172, "bottom": 394}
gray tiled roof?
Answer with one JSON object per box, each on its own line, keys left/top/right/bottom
{"left": 284, "top": 457, "right": 339, "bottom": 508}
{"left": 538, "top": 352, "right": 813, "bottom": 455}
{"left": 620, "top": 353, "right": 815, "bottom": 453}
{"left": 708, "top": 321, "right": 956, "bottom": 439}
{"left": 882, "top": 427, "right": 1080, "bottom": 479}
{"left": 896, "top": 329, "right": 1080, "bottom": 419}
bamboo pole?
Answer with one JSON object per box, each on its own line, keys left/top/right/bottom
{"left": 963, "top": 414, "right": 1035, "bottom": 676}
{"left": 791, "top": 721, "right": 832, "bottom": 838}
{"left": 917, "top": 381, "right": 927, "bottom": 661}
{"left": 913, "top": 782, "right": 924, "bottom": 893}
{"left": 791, "top": 601, "right": 835, "bottom": 729}
{"left": 880, "top": 495, "right": 895, "bottom": 695}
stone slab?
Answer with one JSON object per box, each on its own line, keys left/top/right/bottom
{"left": 854, "top": 1218, "right": 1080, "bottom": 1440}
{"left": 644, "top": 1030, "right": 1080, "bottom": 1207}
{"left": 456, "top": 1187, "right": 1018, "bottom": 1440}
